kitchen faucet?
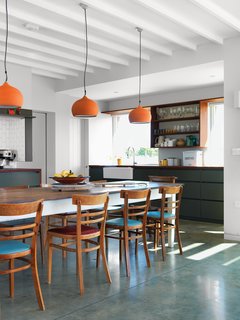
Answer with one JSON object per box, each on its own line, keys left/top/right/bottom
{"left": 127, "top": 146, "right": 137, "bottom": 165}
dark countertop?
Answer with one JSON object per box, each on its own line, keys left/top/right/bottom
{"left": 0, "top": 168, "right": 41, "bottom": 173}
{"left": 89, "top": 165, "right": 223, "bottom": 169}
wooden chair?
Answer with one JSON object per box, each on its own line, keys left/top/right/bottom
{"left": 47, "top": 193, "right": 112, "bottom": 295}
{"left": 147, "top": 185, "right": 183, "bottom": 260}
{"left": 148, "top": 175, "right": 177, "bottom": 183}
{"left": 44, "top": 180, "right": 114, "bottom": 255}
{"left": 0, "top": 186, "right": 45, "bottom": 264}
{"left": 105, "top": 189, "right": 151, "bottom": 277}
{"left": 0, "top": 199, "right": 45, "bottom": 310}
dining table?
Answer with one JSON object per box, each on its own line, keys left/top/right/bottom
{"left": 0, "top": 180, "right": 176, "bottom": 247}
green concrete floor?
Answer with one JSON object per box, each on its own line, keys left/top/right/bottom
{"left": 0, "top": 220, "right": 239, "bottom": 320}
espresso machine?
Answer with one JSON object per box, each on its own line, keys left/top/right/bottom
{"left": 0, "top": 150, "right": 16, "bottom": 168}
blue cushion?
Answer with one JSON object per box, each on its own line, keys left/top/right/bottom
{"left": 106, "top": 218, "right": 142, "bottom": 228}
{"left": 147, "top": 211, "right": 175, "bottom": 219}
{"left": 0, "top": 240, "right": 30, "bottom": 255}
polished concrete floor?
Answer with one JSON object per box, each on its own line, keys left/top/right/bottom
{"left": 0, "top": 220, "right": 240, "bottom": 320}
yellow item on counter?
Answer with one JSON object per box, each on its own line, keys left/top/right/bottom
{"left": 117, "top": 158, "right": 122, "bottom": 165}
{"left": 162, "top": 159, "right": 168, "bottom": 166}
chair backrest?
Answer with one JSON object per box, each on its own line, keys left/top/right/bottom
{"left": 120, "top": 189, "right": 151, "bottom": 224}
{"left": 0, "top": 199, "right": 44, "bottom": 247}
{"left": 72, "top": 193, "right": 109, "bottom": 235}
{"left": 159, "top": 185, "right": 183, "bottom": 221}
{"left": 148, "top": 176, "right": 177, "bottom": 183}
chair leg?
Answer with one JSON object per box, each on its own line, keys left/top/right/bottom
{"left": 76, "top": 240, "right": 84, "bottom": 295}
{"left": 135, "top": 229, "right": 138, "bottom": 256}
{"left": 105, "top": 232, "right": 109, "bottom": 252}
{"left": 62, "top": 217, "right": 67, "bottom": 259}
{"left": 123, "top": 229, "right": 130, "bottom": 277}
{"left": 47, "top": 234, "right": 53, "bottom": 284}
{"left": 9, "top": 259, "right": 14, "bottom": 298}
{"left": 154, "top": 222, "right": 158, "bottom": 249}
{"left": 160, "top": 224, "right": 166, "bottom": 261}
{"left": 96, "top": 237, "right": 100, "bottom": 268}
{"left": 142, "top": 229, "right": 151, "bottom": 268}
{"left": 39, "top": 223, "right": 44, "bottom": 265}
{"left": 119, "top": 231, "right": 123, "bottom": 262}
{"left": 100, "top": 234, "right": 112, "bottom": 284}
{"left": 44, "top": 216, "right": 49, "bottom": 248}
{"left": 176, "top": 222, "right": 183, "bottom": 255}
{"left": 32, "top": 252, "right": 45, "bottom": 311}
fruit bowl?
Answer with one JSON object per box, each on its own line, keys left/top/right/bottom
{"left": 50, "top": 176, "right": 89, "bottom": 185}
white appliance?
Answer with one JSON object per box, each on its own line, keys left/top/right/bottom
{"left": 103, "top": 167, "right": 133, "bottom": 179}
{"left": 183, "top": 151, "right": 203, "bottom": 166}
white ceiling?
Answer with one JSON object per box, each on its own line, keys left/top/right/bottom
{"left": 1, "top": 0, "right": 239, "bottom": 100}
{"left": 64, "top": 61, "right": 224, "bottom": 101}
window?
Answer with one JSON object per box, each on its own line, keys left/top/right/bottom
{"left": 112, "top": 113, "right": 158, "bottom": 165}
{"left": 204, "top": 102, "right": 224, "bottom": 166}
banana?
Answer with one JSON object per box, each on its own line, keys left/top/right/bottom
{"left": 54, "top": 170, "right": 81, "bottom": 178}
{"left": 54, "top": 173, "right": 62, "bottom": 177}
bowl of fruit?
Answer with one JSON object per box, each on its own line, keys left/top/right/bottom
{"left": 50, "top": 170, "right": 89, "bottom": 184}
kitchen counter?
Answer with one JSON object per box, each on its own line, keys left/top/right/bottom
{"left": 0, "top": 169, "right": 41, "bottom": 187}
{"left": 89, "top": 164, "right": 223, "bottom": 169}
{"left": 0, "top": 168, "right": 41, "bottom": 172}
{"left": 89, "top": 164, "right": 223, "bottom": 223}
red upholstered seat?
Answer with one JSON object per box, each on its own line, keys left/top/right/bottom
{"left": 49, "top": 225, "right": 98, "bottom": 236}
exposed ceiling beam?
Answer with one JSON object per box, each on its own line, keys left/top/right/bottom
{"left": 0, "top": 54, "right": 79, "bottom": 77}
{"left": 0, "top": 22, "right": 129, "bottom": 66}
{"left": 23, "top": 0, "right": 172, "bottom": 56}
{"left": 0, "top": 34, "right": 110, "bottom": 69}
{"left": 0, "top": 5, "right": 150, "bottom": 60}
{"left": 32, "top": 68, "right": 66, "bottom": 80}
{"left": 83, "top": 0, "right": 197, "bottom": 50}
{"left": 134, "top": 0, "right": 223, "bottom": 44}
{"left": 0, "top": 45, "right": 94, "bottom": 73}
{"left": 190, "top": 0, "right": 240, "bottom": 32}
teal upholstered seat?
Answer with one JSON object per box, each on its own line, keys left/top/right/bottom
{"left": 0, "top": 240, "right": 30, "bottom": 255}
{"left": 106, "top": 217, "right": 142, "bottom": 228}
{"left": 147, "top": 211, "right": 175, "bottom": 219}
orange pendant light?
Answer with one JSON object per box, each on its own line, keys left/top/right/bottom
{"left": 0, "top": 82, "right": 23, "bottom": 108}
{"left": 129, "top": 28, "right": 151, "bottom": 124}
{"left": 0, "top": 0, "right": 23, "bottom": 109}
{"left": 72, "top": 95, "right": 98, "bottom": 117}
{"left": 129, "top": 105, "right": 151, "bottom": 123}
{"left": 71, "top": 4, "right": 98, "bottom": 118}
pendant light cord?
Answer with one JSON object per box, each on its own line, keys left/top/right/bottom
{"left": 137, "top": 28, "right": 142, "bottom": 106}
{"left": 4, "top": 0, "right": 8, "bottom": 82}
{"left": 83, "top": 6, "right": 88, "bottom": 96}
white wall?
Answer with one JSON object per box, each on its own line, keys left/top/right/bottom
{"left": 107, "top": 84, "right": 223, "bottom": 111}
{"left": 0, "top": 63, "right": 32, "bottom": 107}
{"left": 224, "top": 37, "right": 240, "bottom": 241}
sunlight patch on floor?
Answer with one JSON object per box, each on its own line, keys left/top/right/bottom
{"left": 204, "top": 230, "right": 224, "bottom": 234}
{"left": 187, "top": 243, "right": 237, "bottom": 261}
{"left": 168, "top": 243, "right": 205, "bottom": 254}
{"left": 223, "top": 256, "right": 240, "bottom": 266}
